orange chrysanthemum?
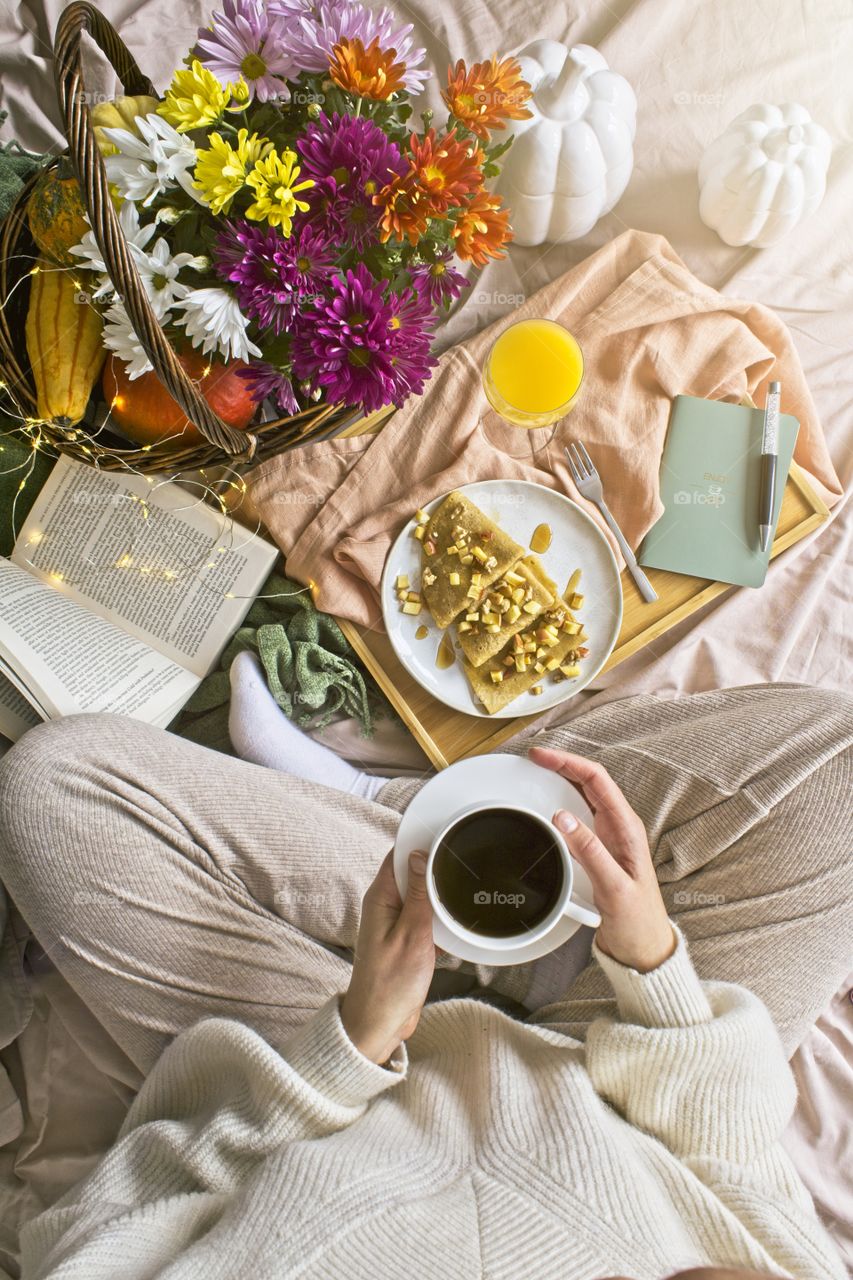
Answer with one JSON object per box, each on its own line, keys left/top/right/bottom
{"left": 329, "top": 37, "right": 406, "bottom": 101}
{"left": 407, "top": 129, "right": 483, "bottom": 212}
{"left": 373, "top": 172, "right": 431, "bottom": 244}
{"left": 453, "top": 190, "right": 512, "bottom": 265}
{"left": 442, "top": 55, "right": 533, "bottom": 139}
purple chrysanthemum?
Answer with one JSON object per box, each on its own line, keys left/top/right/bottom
{"left": 213, "top": 219, "right": 336, "bottom": 334}
{"left": 386, "top": 287, "right": 438, "bottom": 400}
{"left": 291, "top": 264, "right": 437, "bottom": 413}
{"left": 194, "top": 0, "right": 294, "bottom": 102}
{"left": 270, "top": 0, "right": 429, "bottom": 94}
{"left": 299, "top": 112, "right": 406, "bottom": 194}
{"left": 297, "top": 112, "right": 406, "bottom": 247}
{"left": 237, "top": 362, "right": 300, "bottom": 414}
{"left": 409, "top": 251, "right": 470, "bottom": 308}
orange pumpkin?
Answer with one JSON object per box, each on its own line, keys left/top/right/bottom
{"left": 103, "top": 349, "right": 257, "bottom": 447}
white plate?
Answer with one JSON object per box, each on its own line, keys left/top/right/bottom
{"left": 394, "top": 755, "right": 597, "bottom": 966}
{"left": 381, "top": 480, "right": 623, "bottom": 718}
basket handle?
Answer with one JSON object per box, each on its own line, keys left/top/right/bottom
{"left": 52, "top": 2, "right": 256, "bottom": 460}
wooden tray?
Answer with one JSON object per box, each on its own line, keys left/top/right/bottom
{"left": 338, "top": 461, "right": 829, "bottom": 769}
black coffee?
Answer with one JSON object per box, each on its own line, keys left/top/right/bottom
{"left": 432, "top": 808, "right": 564, "bottom": 938}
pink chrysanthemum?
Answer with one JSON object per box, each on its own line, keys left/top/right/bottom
{"left": 194, "top": 0, "right": 294, "bottom": 102}
{"left": 270, "top": 0, "right": 429, "bottom": 94}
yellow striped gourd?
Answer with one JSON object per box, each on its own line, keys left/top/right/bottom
{"left": 25, "top": 257, "right": 106, "bottom": 426}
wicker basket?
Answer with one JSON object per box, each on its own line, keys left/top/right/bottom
{"left": 0, "top": 1, "right": 357, "bottom": 474}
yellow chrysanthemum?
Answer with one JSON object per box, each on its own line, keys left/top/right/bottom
{"left": 193, "top": 129, "right": 270, "bottom": 215}
{"left": 244, "top": 149, "right": 315, "bottom": 234}
{"left": 158, "top": 60, "right": 247, "bottom": 133}
{"left": 228, "top": 78, "right": 251, "bottom": 109}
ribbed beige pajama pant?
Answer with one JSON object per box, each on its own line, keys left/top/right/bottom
{"left": 0, "top": 684, "right": 850, "bottom": 1096}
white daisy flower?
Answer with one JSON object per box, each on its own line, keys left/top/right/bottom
{"left": 133, "top": 237, "right": 209, "bottom": 313}
{"left": 70, "top": 201, "right": 159, "bottom": 300}
{"left": 172, "top": 287, "right": 262, "bottom": 363}
{"left": 102, "top": 299, "right": 163, "bottom": 380}
{"left": 102, "top": 113, "right": 202, "bottom": 207}
{"left": 70, "top": 201, "right": 206, "bottom": 316}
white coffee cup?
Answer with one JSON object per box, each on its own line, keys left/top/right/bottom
{"left": 426, "top": 802, "right": 601, "bottom": 954}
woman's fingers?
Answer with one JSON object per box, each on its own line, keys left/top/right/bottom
{"left": 397, "top": 850, "right": 433, "bottom": 935}
{"left": 530, "top": 747, "right": 639, "bottom": 834}
{"left": 362, "top": 851, "right": 403, "bottom": 927}
{"left": 554, "top": 810, "right": 624, "bottom": 900}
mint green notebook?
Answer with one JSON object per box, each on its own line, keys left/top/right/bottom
{"left": 639, "top": 395, "right": 799, "bottom": 588}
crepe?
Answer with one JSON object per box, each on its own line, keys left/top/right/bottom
{"left": 419, "top": 491, "right": 524, "bottom": 629}
{"left": 464, "top": 585, "right": 587, "bottom": 715}
{"left": 456, "top": 555, "right": 557, "bottom": 667}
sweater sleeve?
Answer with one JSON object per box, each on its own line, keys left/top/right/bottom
{"left": 21, "top": 998, "right": 407, "bottom": 1278}
{"left": 586, "top": 927, "right": 847, "bottom": 1280}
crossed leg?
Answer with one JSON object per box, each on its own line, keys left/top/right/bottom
{"left": 0, "top": 684, "right": 849, "bottom": 1084}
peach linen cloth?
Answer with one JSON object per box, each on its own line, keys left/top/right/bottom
{"left": 249, "top": 228, "right": 842, "bottom": 629}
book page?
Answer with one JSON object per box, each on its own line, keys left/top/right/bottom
{"left": 0, "top": 667, "right": 42, "bottom": 742}
{"left": 0, "top": 560, "right": 199, "bottom": 723}
{"left": 12, "top": 457, "right": 278, "bottom": 679}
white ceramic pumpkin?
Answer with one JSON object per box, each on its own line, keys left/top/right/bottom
{"left": 698, "top": 103, "right": 831, "bottom": 248}
{"left": 497, "top": 40, "right": 637, "bottom": 246}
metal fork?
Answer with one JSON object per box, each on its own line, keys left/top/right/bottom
{"left": 565, "top": 442, "right": 658, "bottom": 603}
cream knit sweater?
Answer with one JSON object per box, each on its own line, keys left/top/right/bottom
{"left": 21, "top": 933, "right": 844, "bottom": 1280}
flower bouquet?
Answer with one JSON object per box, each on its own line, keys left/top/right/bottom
{"left": 58, "top": 0, "right": 532, "bottom": 452}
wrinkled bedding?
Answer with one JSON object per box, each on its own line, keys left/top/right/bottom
{"left": 0, "top": 0, "right": 851, "bottom": 1274}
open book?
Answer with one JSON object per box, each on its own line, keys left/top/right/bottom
{"left": 0, "top": 456, "right": 279, "bottom": 743}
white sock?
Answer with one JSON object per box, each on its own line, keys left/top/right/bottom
{"left": 228, "top": 651, "right": 389, "bottom": 801}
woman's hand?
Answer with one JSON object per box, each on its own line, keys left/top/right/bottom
{"left": 529, "top": 746, "right": 676, "bottom": 973}
{"left": 340, "top": 851, "right": 437, "bottom": 1065}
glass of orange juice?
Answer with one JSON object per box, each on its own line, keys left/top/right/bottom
{"left": 482, "top": 318, "right": 584, "bottom": 428}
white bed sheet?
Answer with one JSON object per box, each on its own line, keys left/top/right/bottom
{"left": 0, "top": 0, "right": 851, "bottom": 1274}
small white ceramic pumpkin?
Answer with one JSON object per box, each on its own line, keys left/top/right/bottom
{"left": 497, "top": 40, "right": 637, "bottom": 247}
{"left": 698, "top": 103, "right": 831, "bottom": 248}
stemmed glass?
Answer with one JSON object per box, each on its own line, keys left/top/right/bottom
{"left": 482, "top": 318, "right": 584, "bottom": 429}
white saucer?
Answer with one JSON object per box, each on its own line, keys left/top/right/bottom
{"left": 393, "top": 754, "right": 597, "bottom": 965}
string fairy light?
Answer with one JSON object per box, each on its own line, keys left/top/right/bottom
{"left": 0, "top": 262, "right": 311, "bottom": 609}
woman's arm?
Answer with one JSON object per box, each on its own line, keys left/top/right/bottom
{"left": 531, "top": 746, "right": 847, "bottom": 1280}
{"left": 22, "top": 851, "right": 436, "bottom": 1278}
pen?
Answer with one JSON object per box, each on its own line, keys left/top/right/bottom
{"left": 758, "top": 380, "right": 781, "bottom": 553}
